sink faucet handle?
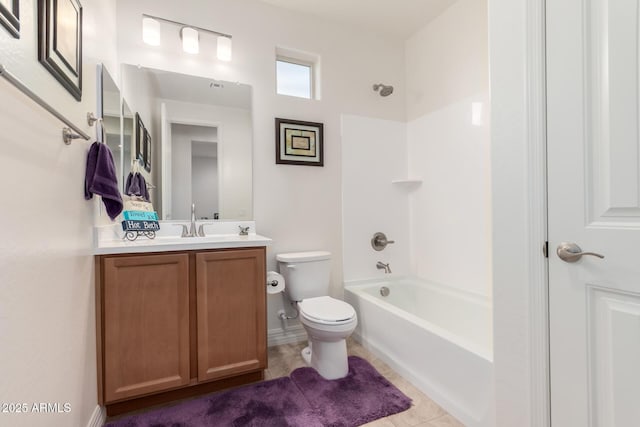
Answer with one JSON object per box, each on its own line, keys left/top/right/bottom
{"left": 198, "top": 224, "right": 206, "bottom": 237}
{"left": 239, "top": 225, "right": 250, "bottom": 236}
{"left": 173, "top": 224, "right": 189, "bottom": 238}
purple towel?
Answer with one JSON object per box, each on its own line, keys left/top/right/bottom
{"left": 124, "top": 172, "right": 140, "bottom": 196}
{"left": 138, "top": 173, "right": 150, "bottom": 202}
{"left": 85, "top": 141, "right": 123, "bottom": 220}
{"left": 124, "top": 172, "right": 150, "bottom": 202}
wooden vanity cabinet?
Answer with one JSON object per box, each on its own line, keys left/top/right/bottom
{"left": 101, "top": 253, "right": 191, "bottom": 403}
{"left": 96, "top": 247, "right": 267, "bottom": 415}
{"left": 196, "top": 249, "right": 266, "bottom": 382}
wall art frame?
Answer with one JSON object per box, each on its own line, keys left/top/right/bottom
{"left": 135, "top": 113, "right": 146, "bottom": 165}
{"left": 38, "top": 0, "right": 83, "bottom": 101}
{"left": 0, "top": 0, "right": 19, "bottom": 38}
{"left": 275, "top": 118, "right": 324, "bottom": 167}
{"left": 143, "top": 129, "right": 152, "bottom": 172}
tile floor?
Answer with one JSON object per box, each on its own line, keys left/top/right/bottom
{"left": 267, "top": 338, "right": 465, "bottom": 427}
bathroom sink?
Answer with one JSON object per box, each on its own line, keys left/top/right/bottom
{"left": 93, "top": 221, "right": 271, "bottom": 255}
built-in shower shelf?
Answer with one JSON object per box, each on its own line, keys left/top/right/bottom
{"left": 392, "top": 178, "right": 423, "bottom": 186}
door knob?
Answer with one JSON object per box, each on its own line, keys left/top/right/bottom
{"left": 556, "top": 242, "right": 605, "bottom": 263}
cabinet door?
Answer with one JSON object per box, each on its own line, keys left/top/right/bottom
{"left": 196, "top": 248, "right": 266, "bottom": 382}
{"left": 103, "top": 253, "right": 190, "bottom": 402}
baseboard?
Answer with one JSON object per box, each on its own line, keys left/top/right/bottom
{"left": 87, "top": 405, "right": 106, "bottom": 427}
{"left": 267, "top": 325, "right": 307, "bottom": 347}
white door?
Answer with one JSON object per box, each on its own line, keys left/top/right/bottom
{"left": 547, "top": 0, "right": 640, "bottom": 426}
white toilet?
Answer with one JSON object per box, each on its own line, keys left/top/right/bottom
{"left": 277, "top": 251, "right": 357, "bottom": 380}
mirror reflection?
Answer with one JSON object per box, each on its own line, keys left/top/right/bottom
{"left": 100, "top": 66, "right": 122, "bottom": 181}
{"left": 121, "top": 100, "right": 134, "bottom": 190}
{"left": 119, "top": 64, "right": 253, "bottom": 221}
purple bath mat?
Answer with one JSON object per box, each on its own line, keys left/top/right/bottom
{"left": 105, "top": 356, "right": 411, "bottom": 427}
{"left": 104, "top": 377, "right": 320, "bottom": 427}
{"left": 290, "top": 356, "right": 412, "bottom": 426}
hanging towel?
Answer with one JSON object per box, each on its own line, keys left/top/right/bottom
{"left": 124, "top": 171, "right": 141, "bottom": 197}
{"left": 85, "top": 141, "right": 123, "bottom": 220}
{"left": 124, "top": 172, "right": 150, "bottom": 202}
{"left": 137, "top": 173, "right": 150, "bottom": 202}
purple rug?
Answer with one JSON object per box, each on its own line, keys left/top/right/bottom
{"left": 105, "top": 356, "right": 411, "bottom": 427}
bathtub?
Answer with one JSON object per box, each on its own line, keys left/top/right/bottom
{"left": 344, "top": 277, "right": 494, "bottom": 427}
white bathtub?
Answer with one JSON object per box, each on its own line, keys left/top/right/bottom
{"left": 344, "top": 277, "right": 494, "bottom": 427}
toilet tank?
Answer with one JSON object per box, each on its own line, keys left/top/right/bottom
{"left": 276, "top": 251, "right": 331, "bottom": 301}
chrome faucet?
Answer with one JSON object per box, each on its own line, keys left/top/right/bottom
{"left": 174, "top": 203, "right": 204, "bottom": 237}
{"left": 189, "top": 203, "right": 197, "bottom": 237}
{"left": 376, "top": 261, "right": 392, "bottom": 274}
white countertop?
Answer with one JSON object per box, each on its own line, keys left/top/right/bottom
{"left": 94, "top": 221, "right": 272, "bottom": 255}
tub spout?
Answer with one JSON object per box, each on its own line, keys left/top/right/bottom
{"left": 376, "top": 261, "right": 391, "bottom": 274}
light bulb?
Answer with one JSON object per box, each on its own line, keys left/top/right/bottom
{"left": 181, "top": 27, "right": 199, "bottom": 54}
{"left": 142, "top": 17, "right": 160, "bottom": 46}
{"left": 217, "top": 36, "right": 232, "bottom": 61}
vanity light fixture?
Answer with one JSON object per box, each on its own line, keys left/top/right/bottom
{"left": 141, "top": 14, "right": 232, "bottom": 61}
{"left": 217, "top": 36, "right": 232, "bottom": 61}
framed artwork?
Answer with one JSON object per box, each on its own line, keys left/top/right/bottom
{"left": 144, "top": 130, "right": 151, "bottom": 172}
{"left": 135, "top": 113, "right": 145, "bottom": 165}
{"left": 275, "top": 118, "right": 324, "bottom": 167}
{"left": 0, "top": 0, "right": 19, "bottom": 38}
{"left": 38, "top": 0, "right": 83, "bottom": 101}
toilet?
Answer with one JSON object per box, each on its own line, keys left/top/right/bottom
{"left": 277, "top": 251, "right": 357, "bottom": 380}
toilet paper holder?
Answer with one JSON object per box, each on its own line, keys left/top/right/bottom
{"left": 267, "top": 279, "right": 280, "bottom": 287}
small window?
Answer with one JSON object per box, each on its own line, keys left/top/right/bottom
{"left": 276, "top": 58, "right": 313, "bottom": 99}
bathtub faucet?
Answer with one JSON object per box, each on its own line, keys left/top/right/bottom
{"left": 376, "top": 261, "right": 392, "bottom": 274}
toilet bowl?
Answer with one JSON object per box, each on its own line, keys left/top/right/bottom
{"left": 298, "top": 296, "right": 357, "bottom": 379}
{"left": 276, "top": 251, "right": 358, "bottom": 380}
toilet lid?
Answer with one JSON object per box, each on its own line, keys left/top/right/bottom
{"left": 299, "top": 296, "right": 356, "bottom": 323}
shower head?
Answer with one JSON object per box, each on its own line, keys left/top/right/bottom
{"left": 373, "top": 83, "right": 394, "bottom": 97}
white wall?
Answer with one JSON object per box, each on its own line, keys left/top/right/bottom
{"left": 490, "top": 0, "right": 539, "bottom": 425}
{"left": 342, "top": 115, "right": 410, "bottom": 282}
{"left": 0, "top": 1, "right": 118, "bottom": 426}
{"left": 115, "top": 0, "right": 407, "bottom": 331}
{"left": 405, "top": 0, "right": 492, "bottom": 297}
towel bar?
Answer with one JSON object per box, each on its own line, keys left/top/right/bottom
{"left": 0, "top": 63, "right": 91, "bottom": 145}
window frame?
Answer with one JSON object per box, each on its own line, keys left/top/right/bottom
{"left": 276, "top": 55, "right": 315, "bottom": 100}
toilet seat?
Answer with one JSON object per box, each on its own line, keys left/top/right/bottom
{"left": 298, "top": 296, "right": 356, "bottom": 325}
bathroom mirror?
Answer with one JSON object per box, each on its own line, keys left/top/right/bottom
{"left": 120, "top": 64, "right": 253, "bottom": 221}
{"left": 121, "top": 99, "right": 134, "bottom": 190}
{"left": 98, "top": 65, "right": 122, "bottom": 182}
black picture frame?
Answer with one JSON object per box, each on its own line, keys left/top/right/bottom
{"left": 135, "top": 113, "right": 145, "bottom": 164}
{"left": 275, "top": 118, "right": 324, "bottom": 167}
{"left": 0, "top": 0, "right": 19, "bottom": 38}
{"left": 38, "top": 0, "right": 83, "bottom": 101}
{"left": 143, "top": 130, "right": 151, "bottom": 172}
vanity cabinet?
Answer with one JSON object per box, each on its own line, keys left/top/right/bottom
{"left": 102, "top": 253, "right": 190, "bottom": 403}
{"left": 196, "top": 250, "right": 266, "bottom": 382}
{"left": 95, "top": 247, "right": 266, "bottom": 415}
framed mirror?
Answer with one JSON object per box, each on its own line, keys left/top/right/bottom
{"left": 120, "top": 64, "right": 253, "bottom": 221}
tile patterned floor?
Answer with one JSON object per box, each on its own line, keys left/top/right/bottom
{"left": 267, "top": 338, "right": 465, "bottom": 427}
